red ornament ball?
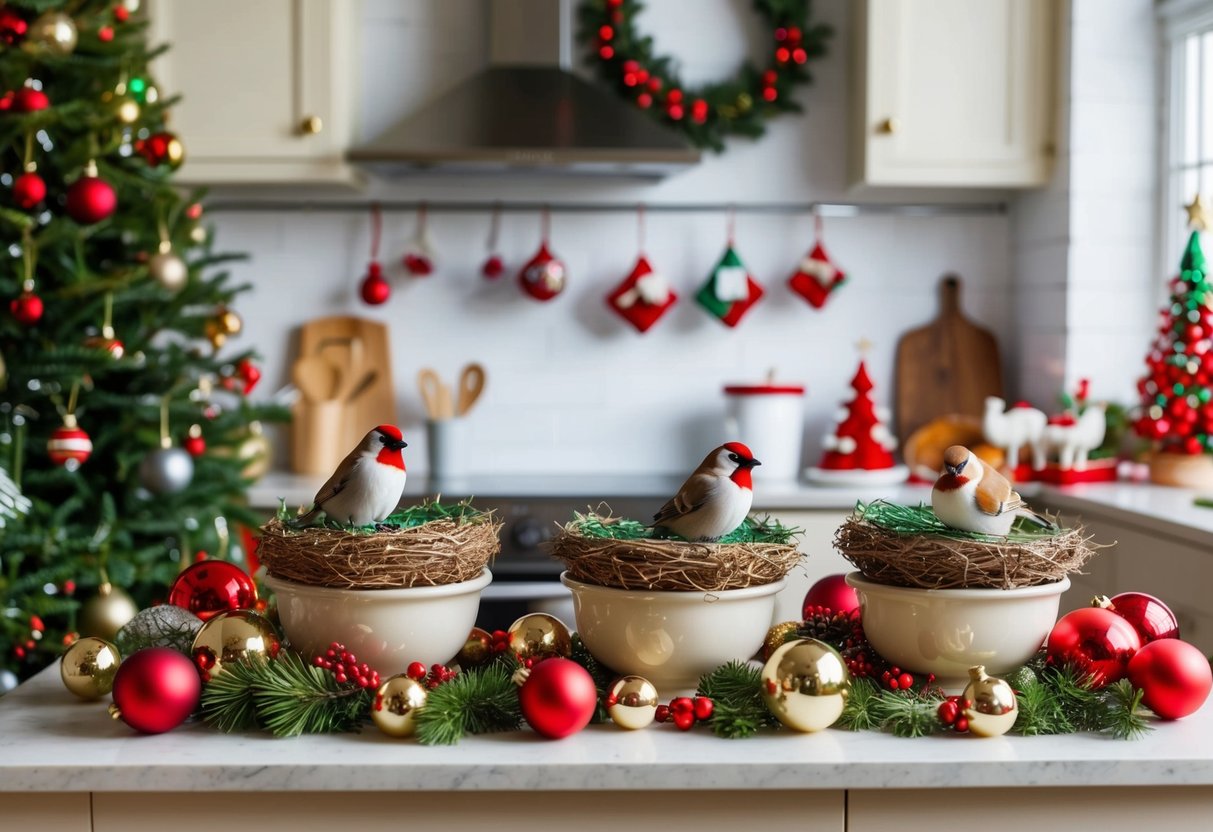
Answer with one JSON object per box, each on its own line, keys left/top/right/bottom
{"left": 360, "top": 263, "right": 390, "bottom": 305}
{"left": 802, "top": 574, "right": 860, "bottom": 618}
{"left": 66, "top": 175, "right": 117, "bottom": 224}
{"left": 10, "top": 289, "right": 42, "bottom": 326}
{"left": 135, "top": 131, "right": 185, "bottom": 169}
{"left": 1127, "top": 638, "right": 1213, "bottom": 720}
{"left": 1102, "top": 592, "right": 1180, "bottom": 643}
{"left": 1046, "top": 607, "right": 1142, "bottom": 687}
{"left": 110, "top": 647, "right": 201, "bottom": 734}
{"left": 403, "top": 252, "right": 433, "bottom": 277}
{"left": 11, "top": 87, "right": 49, "bottom": 113}
{"left": 47, "top": 423, "right": 92, "bottom": 469}
{"left": 183, "top": 434, "right": 206, "bottom": 457}
{"left": 168, "top": 560, "right": 258, "bottom": 621}
{"left": 519, "top": 658, "right": 597, "bottom": 739}
{"left": 0, "top": 8, "right": 27, "bottom": 45}
{"left": 12, "top": 171, "right": 45, "bottom": 209}
{"left": 517, "top": 243, "right": 566, "bottom": 302}
{"left": 481, "top": 254, "right": 505, "bottom": 280}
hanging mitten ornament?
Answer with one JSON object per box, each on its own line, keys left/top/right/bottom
{"left": 608, "top": 256, "right": 677, "bottom": 333}
{"left": 518, "top": 207, "right": 566, "bottom": 301}
{"left": 359, "top": 203, "right": 390, "bottom": 305}
{"left": 789, "top": 215, "right": 847, "bottom": 309}
{"left": 482, "top": 203, "right": 505, "bottom": 279}
{"left": 401, "top": 203, "right": 435, "bottom": 277}
{"left": 696, "top": 245, "right": 763, "bottom": 327}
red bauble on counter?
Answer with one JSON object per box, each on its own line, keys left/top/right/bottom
{"left": 1127, "top": 638, "right": 1213, "bottom": 720}
{"left": 1046, "top": 607, "right": 1142, "bottom": 687}
{"left": 1097, "top": 592, "right": 1180, "bottom": 644}
{"left": 802, "top": 573, "right": 860, "bottom": 617}
{"left": 518, "top": 658, "right": 597, "bottom": 739}
{"left": 108, "top": 647, "right": 201, "bottom": 734}
{"left": 169, "top": 560, "right": 258, "bottom": 621}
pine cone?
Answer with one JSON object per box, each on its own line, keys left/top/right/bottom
{"left": 796, "top": 608, "right": 859, "bottom": 650}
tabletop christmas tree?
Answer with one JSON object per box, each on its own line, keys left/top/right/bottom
{"left": 0, "top": 0, "right": 285, "bottom": 690}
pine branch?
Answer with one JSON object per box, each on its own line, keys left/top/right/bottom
{"left": 571, "top": 634, "right": 615, "bottom": 723}
{"left": 697, "top": 660, "right": 781, "bottom": 738}
{"left": 199, "top": 657, "right": 263, "bottom": 733}
{"left": 1096, "top": 680, "right": 1152, "bottom": 740}
{"left": 838, "top": 677, "right": 883, "bottom": 731}
{"left": 415, "top": 663, "right": 523, "bottom": 745}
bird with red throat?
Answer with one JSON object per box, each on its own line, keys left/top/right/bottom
{"left": 653, "top": 443, "right": 762, "bottom": 541}
{"left": 290, "top": 425, "right": 408, "bottom": 527}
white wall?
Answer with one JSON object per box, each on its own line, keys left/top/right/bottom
{"left": 216, "top": 0, "right": 1014, "bottom": 476}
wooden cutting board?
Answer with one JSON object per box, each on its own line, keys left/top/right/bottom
{"left": 895, "top": 274, "right": 1004, "bottom": 441}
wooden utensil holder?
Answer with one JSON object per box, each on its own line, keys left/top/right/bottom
{"left": 291, "top": 399, "right": 350, "bottom": 476}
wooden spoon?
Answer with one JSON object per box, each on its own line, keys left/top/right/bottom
{"left": 456, "top": 363, "right": 486, "bottom": 416}
{"left": 292, "top": 355, "right": 340, "bottom": 403}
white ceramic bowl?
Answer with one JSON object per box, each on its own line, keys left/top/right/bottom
{"left": 264, "top": 569, "right": 492, "bottom": 677}
{"left": 846, "top": 572, "right": 1069, "bottom": 689}
{"left": 561, "top": 572, "right": 786, "bottom": 695}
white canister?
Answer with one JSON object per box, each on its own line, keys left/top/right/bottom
{"left": 723, "top": 382, "right": 806, "bottom": 482}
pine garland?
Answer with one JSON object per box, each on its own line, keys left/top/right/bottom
{"left": 414, "top": 661, "right": 523, "bottom": 746}
{"left": 697, "top": 660, "right": 782, "bottom": 738}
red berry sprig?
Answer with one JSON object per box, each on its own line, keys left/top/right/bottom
{"left": 880, "top": 666, "right": 918, "bottom": 692}
{"left": 654, "top": 696, "right": 714, "bottom": 731}
{"left": 406, "top": 660, "right": 458, "bottom": 690}
{"left": 937, "top": 696, "right": 972, "bottom": 733}
{"left": 313, "top": 642, "right": 381, "bottom": 690}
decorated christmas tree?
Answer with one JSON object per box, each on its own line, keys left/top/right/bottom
{"left": 0, "top": 1, "right": 284, "bottom": 690}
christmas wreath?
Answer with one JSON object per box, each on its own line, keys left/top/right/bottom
{"left": 579, "top": 0, "right": 832, "bottom": 152}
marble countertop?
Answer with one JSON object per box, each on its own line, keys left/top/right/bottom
{"left": 2, "top": 666, "right": 1211, "bottom": 792}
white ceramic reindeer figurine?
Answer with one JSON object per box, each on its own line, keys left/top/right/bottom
{"left": 1044, "top": 404, "right": 1107, "bottom": 471}
{"left": 982, "top": 396, "right": 1048, "bottom": 471}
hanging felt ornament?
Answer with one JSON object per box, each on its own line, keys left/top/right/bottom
{"left": 696, "top": 209, "right": 763, "bottom": 327}
{"left": 482, "top": 202, "right": 505, "bottom": 279}
{"left": 607, "top": 205, "right": 677, "bottom": 333}
{"left": 788, "top": 211, "right": 847, "bottom": 310}
{"left": 518, "top": 206, "right": 567, "bottom": 302}
{"left": 359, "top": 202, "right": 390, "bottom": 305}
{"left": 402, "top": 202, "right": 436, "bottom": 276}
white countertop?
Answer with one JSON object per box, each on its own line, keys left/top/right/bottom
{"left": 2, "top": 666, "right": 1211, "bottom": 792}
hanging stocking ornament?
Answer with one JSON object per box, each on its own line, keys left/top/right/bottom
{"left": 789, "top": 212, "right": 847, "bottom": 310}
{"left": 402, "top": 202, "right": 435, "bottom": 276}
{"left": 607, "top": 205, "right": 677, "bottom": 333}
{"left": 359, "top": 202, "right": 390, "bottom": 305}
{"left": 696, "top": 210, "right": 763, "bottom": 327}
{"left": 482, "top": 202, "right": 505, "bottom": 279}
{"left": 518, "top": 206, "right": 567, "bottom": 302}
{"left": 47, "top": 383, "right": 92, "bottom": 471}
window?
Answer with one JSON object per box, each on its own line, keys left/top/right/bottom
{"left": 1163, "top": 0, "right": 1213, "bottom": 266}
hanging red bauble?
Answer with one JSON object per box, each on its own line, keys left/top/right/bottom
{"left": 1046, "top": 607, "right": 1142, "bottom": 687}
{"left": 360, "top": 262, "right": 390, "bottom": 305}
{"left": 801, "top": 574, "right": 860, "bottom": 618}
{"left": 12, "top": 171, "right": 45, "bottom": 209}
{"left": 518, "top": 243, "right": 566, "bottom": 302}
{"left": 66, "top": 166, "right": 117, "bottom": 224}
{"left": 519, "top": 658, "right": 597, "bottom": 739}
{"left": 481, "top": 254, "right": 505, "bottom": 280}
{"left": 1096, "top": 593, "right": 1179, "bottom": 643}
{"left": 0, "top": 8, "right": 28, "bottom": 45}
{"left": 1127, "top": 638, "right": 1212, "bottom": 720}
{"left": 10, "top": 87, "right": 49, "bottom": 112}
{"left": 47, "top": 417, "right": 92, "bottom": 469}
{"left": 168, "top": 560, "right": 258, "bottom": 622}
{"left": 108, "top": 647, "right": 201, "bottom": 734}
{"left": 183, "top": 425, "right": 206, "bottom": 457}
{"left": 10, "top": 287, "right": 42, "bottom": 326}
{"left": 135, "top": 131, "right": 185, "bottom": 169}
{"left": 220, "top": 358, "right": 263, "bottom": 396}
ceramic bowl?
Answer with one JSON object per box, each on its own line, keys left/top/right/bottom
{"left": 846, "top": 572, "right": 1069, "bottom": 689}
{"left": 561, "top": 572, "right": 786, "bottom": 695}
{"left": 264, "top": 569, "right": 492, "bottom": 676}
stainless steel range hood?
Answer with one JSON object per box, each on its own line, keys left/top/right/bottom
{"left": 347, "top": 0, "right": 700, "bottom": 179}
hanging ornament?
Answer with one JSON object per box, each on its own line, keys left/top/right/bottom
{"left": 23, "top": 11, "right": 77, "bottom": 55}
{"left": 696, "top": 211, "right": 763, "bottom": 327}
{"left": 1046, "top": 607, "right": 1142, "bottom": 687}
{"left": 605, "top": 674, "right": 660, "bottom": 730}
{"left": 66, "top": 161, "right": 117, "bottom": 225}
{"left": 169, "top": 560, "right": 258, "bottom": 622}
{"left": 1094, "top": 592, "right": 1180, "bottom": 644}
{"left": 10, "top": 280, "right": 42, "bottom": 326}
{"left": 10, "top": 85, "right": 49, "bottom": 113}
{"left": 135, "top": 131, "right": 185, "bottom": 169}
{"left": 507, "top": 613, "right": 573, "bottom": 662}
{"left": 189, "top": 224, "right": 207, "bottom": 244}
{"left": 102, "top": 78, "right": 140, "bottom": 125}
{"left": 788, "top": 211, "right": 847, "bottom": 310}
{"left": 190, "top": 609, "right": 281, "bottom": 682}
{"left": 59, "top": 636, "right": 122, "bottom": 700}
{"left": 149, "top": 222, "right": 188, "bottom": 293}
{"left": 230, "top": 420, "right": 272, "bottom": 479}
{"left": 183, "top": 423, "right": 206, "bottom": 457}
{"left": 127, "top": 73, "right": 157, "bottom": 104}
{"left": 220, "top": 358, "right": 261, "bottom": 396}
{"left": 83, "top": 292, "right": 124, "bottom": 358}
{"left": 12, "top": 168, "right": 45, "bottom": 210}
{"left": 517, "top": 657, "right": 598, "bottom": 739}
{"left": 518, "top": 207, "right": 567, "bottom": 301}
{"left": 801, "top": 573, "right": 861, "bottom": 617}
{"left": 760, "top": 638, "right": 850, "bottom": 732}
{"left": 960, "top": 665, "right": 1018, "bottom": 737}
{"left": 0, "top": 7, "right": 28, "bottom": 46}
{"left": 139, "top": 396, "right": 195, "bottom": 494}
{"left": 115, "top": 605, "right": 203, "bottom": 655}
{"left": 78, "top": 582, "right": 139, "bottom": 641}
{"left": 371, "top": 673, "right": 429, "bottom": 738}
{"left": 108, "top": 647, "right": 201, "bottom": 734}
{"left": 359, "top": 202, "right": 390, "bottom": 305}
{"left": 1127, "top": 638, "right": 1212, "bottom": 720}
{"left": 481, "top": 202, "right": 505, "bottom": 279}
{"left": 402, "top": 202, "right": 435, "bottom": 276}
{"left": 48, "top": 415, "right": 92, "bottom": 470}
{"left": 606, "top": 205, "right": 677, "bottom": 333}
{"left": 455, "top": 627, "right": 494, "bottom": 669}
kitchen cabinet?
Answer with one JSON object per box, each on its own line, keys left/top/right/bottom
{"left": 146, "top": 0, "right": 358, "bottom": 185}
{"left": 852, "top": 0, "right": 1056, "bottom": 188}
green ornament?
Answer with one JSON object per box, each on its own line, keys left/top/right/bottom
{"left": 1004, "top": 665, "right": 1039, "bottom": 693}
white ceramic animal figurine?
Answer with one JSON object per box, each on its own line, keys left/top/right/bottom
{"left": 1044, "top": 404, "right": 1107, "bottom": 471}
{"left": 982, "top": 396, "right": 1047, "bottom": 471}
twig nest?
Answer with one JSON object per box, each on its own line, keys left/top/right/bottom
{"left": 835, "top": 501, "right": 1099, "bottom": 590}
{"left": 550, "top": 511, "right": 801, "bottom": 592}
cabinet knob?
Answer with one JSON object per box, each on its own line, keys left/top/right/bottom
{"left": 877, "top": 117, "right": 899, "bottom": 135}
{"left": 299, "top": 115, "right": 323, "bottom": 136}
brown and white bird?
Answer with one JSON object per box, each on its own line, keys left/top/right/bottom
{"left": 653, "top": 442, "right": 761, "bottom": 541}
{"left": 931, "top": 445, "right": 1054, "bottom": 536}
{"left": 291, "top": 425, "right": 408, "bottom": 527}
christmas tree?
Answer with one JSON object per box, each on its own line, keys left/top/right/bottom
{"left": 1135, "top": 224, "right": 1213, "bottom": 455}
{"left": 0, "top": 1, "right": 285, "bottom": 690}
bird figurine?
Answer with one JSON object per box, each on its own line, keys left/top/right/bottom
{"left": 290, "top": 425, "right": 408, "bottom": 528}
{"left": 931, "top": 445, "right": 1054, "bottom": 536}
{"left": 653, "top": 442, "right": 761, "bottom": 541}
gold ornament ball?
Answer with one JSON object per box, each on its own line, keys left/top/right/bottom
{"left": 190, "top": 609, "right": 280, "bottom": 683}
{"left": 236, "top": 425, "right": 272, "bottom": 480}
{"left": 24, "top": 11, "right": 78, "bottom": 55}
{"left": 371, "top": 674, "right": 429, "bottom": 738}
{"left": 203, "top": 317, "right": 227, "bottom": 350}
{"left": 189, "top": 225, "right": 208, "bottom": 244}
{"left": 78, "top": 583, "right": 139, "bottom": 642}
{"left": 456, "top": 627, "right": 494, "bottom": 669}
{"left": 507, "top": 613, "right": 572, "bottom": 661}
{"left": 962, "top": 665, "right": 1018, "bottom": 738}
{"left": 60, "top": 637, "right": 122, "bottom": 700}
{"left": 149, "top": 250, "right": 188, "bottom": 292}
{"left": 114, "top": 96, "right": 141, "bottom": 125}
{"left": 217, "top": 307, "right": 242, "bottom": 336}
{"left": 762, "top": 621, "right": 801, "bottom": 661}
{"left": 760, "top": 638, "right": 850, "bottom": 733}
{"left": 605, "top": 675, "right": 659, "bottom": 730}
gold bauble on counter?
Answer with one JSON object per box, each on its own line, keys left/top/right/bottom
{"left": 605, "top": 675, "right": 660, "bottom": 730}
{"left": 962, "top": 665, "right": 1018, "bottom": 738}
{"left": 507, "top": 613, "right": 572, "bottom": 662}
{"left": 371, "top": 674, "right": 429, "bottom": 738}
{"left": 78, "top": 582, "right": 139, "bottom": 642}
{"left": 456, "top": 627, "right": 494, "bottom": 669}
{"left": 760, "top": 638, "right": 850, "bottom": 733}
{"left": 60, "top": 637, "right": 121, "bottom": 700}
{"left": 190, "top": 609, "right": 280, "bottom": 682}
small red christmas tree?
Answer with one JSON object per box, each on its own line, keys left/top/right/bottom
{"left": 819, "top": 357, "right": 897, "bottom": 471}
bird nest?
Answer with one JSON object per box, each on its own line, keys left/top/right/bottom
{"left": 550, "top": 511, "right": 802, "bottom": 592}
{"left": 835, "top": 500, "right": 1100, "bottom": 590}
{"left": 259, "top": 500, "right": 500, "bottom": 590}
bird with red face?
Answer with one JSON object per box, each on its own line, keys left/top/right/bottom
{"left": 653, "top": 442, "right": 762, "bottom": 541}
{"left": 291, "top": 424, "right": 408, "bottom": 527}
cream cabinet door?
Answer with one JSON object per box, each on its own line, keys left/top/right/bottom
{"left": 147, "top": 0, "right": 356, "bottom": 184}
{"left": 853, "top": 0, "right": 1055, "bottom": 187}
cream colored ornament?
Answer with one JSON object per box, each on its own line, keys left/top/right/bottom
{"left": 605, "top": 675, "right": 659, "bottom": 730}
{"left": 760, "top": 638, "right": 849, "bottom": 733}
{"left": 24, "top": 11, "right": 78, "bottom": 55}
{"left": 149, "top": 241, "right": 188, "bottom": 292}
{"left": 60, "top": 637, "right": 121, "bottom": 700}
{"left": 371, "top": 674, "right": 429, "bottom": 738}
{"left": 962, "top": 665, "right": 1018, "bottom": 737}
{"left": 78, "top": 582, "right": 139, "bottom": 642}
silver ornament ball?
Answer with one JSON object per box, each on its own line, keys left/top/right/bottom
{"left": 149, "top": 251, "right": 188, "bottom": 292}
{"left": 0, "top": 669, "right": 18, "bottom": 695}
{"left": 139, "top": 446, "right": 194, "bottom": 495}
